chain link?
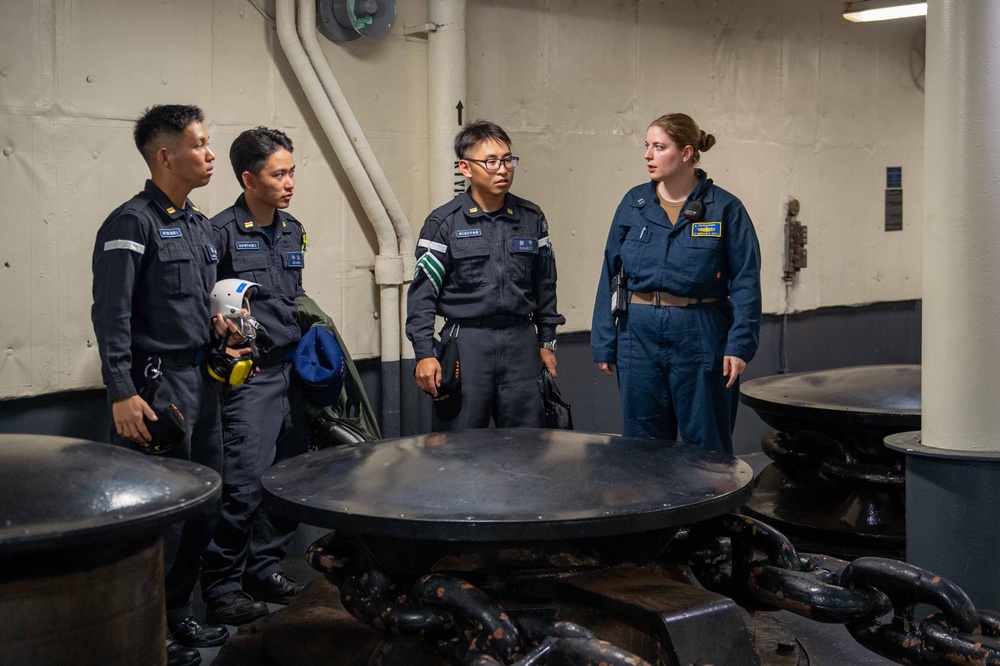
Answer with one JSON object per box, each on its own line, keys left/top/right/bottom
{"left": 678, "top": 513, "right": 1000, "bottom": 665}
{"left": 307, "top": 532, "right": 652, "bottom": 665}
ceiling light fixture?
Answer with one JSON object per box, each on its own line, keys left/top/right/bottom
{"left": 843, "top": 0, "right": 927, "bottom": 23}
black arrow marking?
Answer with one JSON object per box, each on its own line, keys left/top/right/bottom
{"left": 456, "top": 101, "right": 464, "bottom": 126}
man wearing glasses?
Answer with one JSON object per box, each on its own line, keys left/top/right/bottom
{"left": 406, "top": 120, "right": 564, "bottom": 430}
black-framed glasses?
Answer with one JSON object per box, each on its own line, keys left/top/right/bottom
{"left": 463, "top": 156, "right": 519, "bottom": 172}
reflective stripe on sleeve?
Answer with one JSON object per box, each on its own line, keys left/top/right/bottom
{"left": 538, "top": 236, "right": 551, "bottom": 248}
{"left": 417, "top": 238, "right": 448, "bottom": 254}
{"left": 104, "top": 240, "right": 146, "bottom": 254}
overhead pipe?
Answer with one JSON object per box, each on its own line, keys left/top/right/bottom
{"left": 296, "top": 0, "right": 418, "bottom": 433}
{"left": 276, "top": 0, "right": 402, "bottom": 437}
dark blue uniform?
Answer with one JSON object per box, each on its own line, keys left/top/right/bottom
{"left": 200, "top": 195, "right": 309, "bottom": 602}
{"left": 406, "top": 190, "right": 565, "bottom": 430}
{"left": 591, "top": 171, "right": 762, "bottom": 453}
{"left": 91, "top": 179, "right": 222, "bottom": 625}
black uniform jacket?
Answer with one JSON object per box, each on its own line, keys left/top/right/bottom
{"left": 91, "top": 180, "right": 217, "bottom": 401}
{"left": 406, "top": 190, "right": 564, "bottom": 361}
{"left": 211, "top": 194, "right": 307, "bottom": 353}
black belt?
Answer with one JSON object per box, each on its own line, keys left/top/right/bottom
{"left": 449, "top": 315, "right": 531, "bottom": 329}
{"left": 137, "top": 348, "right": 206, "bottom": 367}
{"left": 258, "top": 345, "right": 295, "bottom": 366}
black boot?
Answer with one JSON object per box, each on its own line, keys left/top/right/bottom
{"left": 206, "top": 590, "right": 269, "bottom": 625}
{"left": 244, "top": 571, "right": 305, "bottom": 605}
{"left": 166, "top": 636, "right": 202, "bottom": 666}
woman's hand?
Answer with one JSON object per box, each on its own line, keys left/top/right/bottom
{"left": 596, "top": 362, "right": 615, "bottom": 376}
{"left": 723, "top": 356, "right": 747, "bottom": 388}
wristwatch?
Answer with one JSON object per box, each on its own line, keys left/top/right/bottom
{"left": 540, "top": 340, "right": 557, "bottom": 352}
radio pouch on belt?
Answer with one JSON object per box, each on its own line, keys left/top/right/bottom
{"left": 610, "top": 263, "right": 628, "bottom": 319}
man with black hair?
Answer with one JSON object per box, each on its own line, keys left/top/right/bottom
{"left": 406, "top": 120, "right": 564, "bottom": 429}
{"left": 201, "top": 127, "right": 310, "bottom": 625}
{"left": 91, "top": 104, "right": 228, "bottom": 665}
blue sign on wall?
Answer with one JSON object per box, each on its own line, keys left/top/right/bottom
{"left": 887, "top": 167, "right": 902, "bottom": 189}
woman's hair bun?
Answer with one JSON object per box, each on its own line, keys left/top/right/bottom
{"left": 699, "top": 131, "right": 716, "bottom": 152}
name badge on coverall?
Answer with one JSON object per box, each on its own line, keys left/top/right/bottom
{"left": 691, "top": 222, "right": 722, "bottom": 237}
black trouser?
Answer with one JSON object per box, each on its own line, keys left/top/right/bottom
{"left": 110, "top": 356, "right": 222, "bottom": 624}
{"left": 433, "top": 321, "right": 544, "bottom": 431}
{"left": 200, "top": 359, "right": 309, "bottom": 601}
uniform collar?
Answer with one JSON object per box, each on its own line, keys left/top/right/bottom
{"left": 145, "top": 180, "right": 198, "bottom": 220}
{"left": 233, "top": 193, "right": 286, "bottom": 236}
{"left": 459, "top": 190, "right": 520, "bottom": 222}
{"left": 636, "top": 170, "right": 715, "bottom": 228}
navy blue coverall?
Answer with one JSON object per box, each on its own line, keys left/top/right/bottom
{"left": 591, "top": 171, "right": 762, "bottom": 453}
{"left": 200, "top": 194, "right": 309, "bottom": 602}
{"left": 406, "top": 190, "right": 565, "bottom": 430}
{"left": 91, "top": 179, "right": 223, "bottom": 625}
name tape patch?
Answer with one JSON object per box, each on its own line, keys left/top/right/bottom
{"left": 691, "top": 222, "right": 722, "bottom": 237}
{"left": 235, "top": 240, "right": 261, "bottom": 251}
{"left": 511, "top": 238, "right": 537, "bottom": 253}
{"left": 159, "top": 228, "right": 182, "bottom": 238}
{"left": 455, "top": 228, "right": 482, "bottom": 238}
{"left": 205, "top": 244, "right": 219, "bottom": 263}
{"left": 283, "top": 252, "right": 304, "bottom": 268}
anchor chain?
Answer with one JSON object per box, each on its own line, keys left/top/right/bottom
{"left": 674, "top": 513, "right": 1000, "bottom": 665}
{"left": 307, "top": 532, "right": 651, "bottom": 666}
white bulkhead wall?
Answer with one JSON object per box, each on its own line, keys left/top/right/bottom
{"left": 0, "top": 0, "right": 923, "bottom": 398}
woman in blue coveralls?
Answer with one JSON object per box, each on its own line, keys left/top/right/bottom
{"left": 591, "top": 113, "right": 761, "bottom": 454}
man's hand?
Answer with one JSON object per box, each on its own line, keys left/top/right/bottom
{"left": 596, "top": 362, "right": 615, "bottom": 376}
{"left": 540, "top": 349, "right": 557, "bottom": 377}
{"left": 723, "top": 355, "right": 747, "bottom": 389}
{"left": 415, "top": 357, "right": 442, "bottom": 397}
{"left": 212, "top": 313, "right": 247, "bottom": 345}
{"left": 112, "top": 395, "right": 156, "bottom": 444}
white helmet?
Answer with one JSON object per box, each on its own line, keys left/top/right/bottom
{"left": 210, "top": 279, "right": 260, "bottom": 317}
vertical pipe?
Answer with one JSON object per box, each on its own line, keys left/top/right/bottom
{"left": 893, "top": 0, "right": 1000, "bottom": 611}
{"left": 922, "top": 1, "right": 1000, "bottom": 454}
{"left": 429, "top": 0, "right": 467, "bottom": 208}
{"left": 411, "top": 0, "right": 466, "bottom": 434}
{"left": 275, "top": 0, "right": 401, "bottom": 437}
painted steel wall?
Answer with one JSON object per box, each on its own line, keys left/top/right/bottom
{"left": 0, "top": 0, "right": 430, "bottom": 398}
{"left": 467, "top": 0, "right": 924, "bottom": 335}
{"left": 0, "top": 0, "right": 924, "bottom": 399}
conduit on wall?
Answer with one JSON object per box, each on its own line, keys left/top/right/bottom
{"left": 298, "top": 0, "right": 416, "bottom": 435}
{"left": 276, "top": 0, "right": 406, "bottom": 436}
{"left": 277, "top": 0, "right": 468, "bottom": 436}
{"left": 429, "top": 0, "right": 467, "bottom": 207}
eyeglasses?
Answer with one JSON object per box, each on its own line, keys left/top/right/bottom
{"left": 463, "top": 156, "right": 519, "bottom": 172}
